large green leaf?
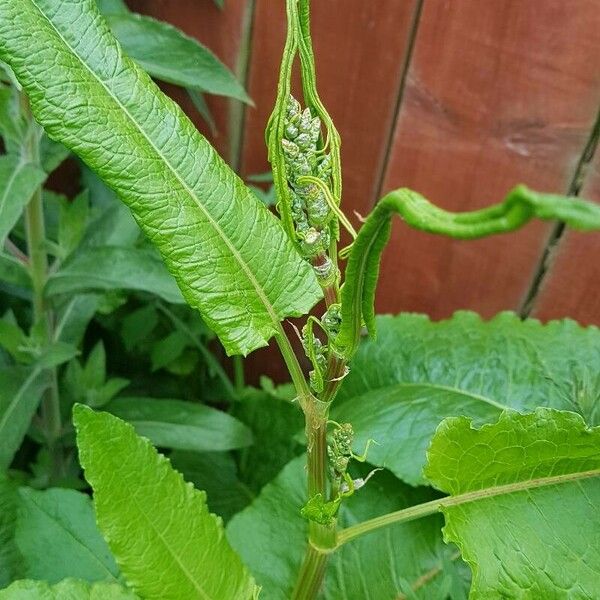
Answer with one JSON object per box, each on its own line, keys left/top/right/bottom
{"left": 227, "top": 457, "right": 469, "bottom": 599}
{"left": 0, "top": 155, "right": 46, "bottom": 246}
{"left": 0, "top": 579, "right": 137, "bottom": 599}
{"left": 0, "top": 366, "right": 47, "bottom": 469}
{"left": 336, "top": 312, "right": 600, "bottom": 485}
{"left": 14, "top": 487, "right": 118, "bottom": 583}
{"left": 74, "top": 405, "right": 258, "bottom": 599}
{"left": 0, "top": 477, "right": 22, "bottom": 586}
{"left": 105, "top": 14, "right": 251, "bottom": 103}
{"left": 0, "top": 0, "right": 321, "bottom": 356}
{"left": 336, "top": 187, "right": 600, "bottom": 357}
{"left": 424, "top": 408, "right": 600, "bottom": 598}
{"left": 105, "top": 397, "right": 253, "bottom": 452}
{"left": 45, "top": 246, "right": 184, "bottom": 304}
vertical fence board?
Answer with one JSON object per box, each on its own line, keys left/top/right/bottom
{"left": 126, "top": 0, "right": 248, "bottom": 159}
{"left": 374, "top": 0, "right": 600, "bottom": 320}
{"left": 532, "top": 157, "right": 600, "bottom": 324}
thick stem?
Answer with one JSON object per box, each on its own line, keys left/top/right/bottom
{"left": 22, "top": 105, "right": 63, "bottom": 481}
{"left": 291, "top": 544, "right": 329, "bottom": 600}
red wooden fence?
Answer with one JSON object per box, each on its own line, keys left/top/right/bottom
{"left": 126, "top": 0, "right": 600, "bottom": 377}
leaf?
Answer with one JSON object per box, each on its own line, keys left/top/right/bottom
{"left": 213, "top": 0, "right": 225, "bottom": 9}
{"left": 424, "top": 408, "right": 600, "bottom": 598}
{"left": 96, "top": 0, "right": 129, "bottom": 15}
{"left": 0, "top": 0, "right": 322, "bottom": 356}
{"left": 74, "top": 405, "right": 259, "bottom": 599}
{"left": 337, "top": 187, "right": 600, "bottom": 357}
{"left": 35, "top": 341, "right": 79, "bottom": 369}
{"left": 0, "top": 253, "right": 30, "bottom": 287}
{"left": 58, "top": 190, "right": 89, "bottom": 258}
{"left": 170, "top": 451, "right": 254, "bottom": 521}
{"left": 105, "top": 13, "right": 251, "bottom": 103}
{"left": 0, "top": 477, "right": 22, "bottom": 586}
{"left": 45, "top": 246, "right": 184, "bottom": 305}
{"left": 336, "top": 312, "right": 600, "bottom": 485}
{"left": 120, "top": 304, "right": 158, "bottom": 351}
{"left": 53, "top": 294, "right": 100, "bottom": 346}
{"left": 0, "top": 155, "right": 47, "bottom": 246}
{"left": 0, "top": 579, "right": 137, "bottom": 599}
{"left": 232, "top": 387, "right": 303, "bottom": 492}
{"left": 0, "top": 366, "right": 47, "bottom": 469}
{"left": 14, "top": 487, "right": 119, "bottom": 583}
{"left": 227, "top": 457, "right": 469, "bottom": 599}
{"left": 105, "top": 397, "right": 253, "bottom": 452}
{"left": 40, "top": 134, "right": 70, "bottom": 173}
{"left": 150, "top": 331, "right": 188, "bottom": 371}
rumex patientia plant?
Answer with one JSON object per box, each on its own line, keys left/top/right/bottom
{"left": 1, "top": 0, "right": 600, "bottom": 599}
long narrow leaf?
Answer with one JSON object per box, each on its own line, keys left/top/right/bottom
{"left": 336, "top": 185, "right": 600, "bottom": 357}
{"left": 0, "top": 0, "right": 321, "bottom": 356}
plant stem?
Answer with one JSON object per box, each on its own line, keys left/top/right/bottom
{"left": 291, "top": 544, "right": 330, "bottom": 600}
{"left": 22, "top": 100, "right": 63, "bottom": 482}
{"left": 232, "top": 354, "right": 245, "bottom": 392}
{"left": 336, "top": 467, "right": 600, "bottom": 547}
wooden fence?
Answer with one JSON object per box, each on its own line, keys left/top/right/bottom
{"left": 126, "top": 0, "right": 600, "bottom": 377}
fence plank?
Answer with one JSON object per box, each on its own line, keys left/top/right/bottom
{"left": 126, "top": 0, "right": 248, "bottom": 159}
{"left": 532, "top": 156, "right": 600, "bottom": 324}
{"left": 375, "top": 0, "right": 600, "bottom": 321}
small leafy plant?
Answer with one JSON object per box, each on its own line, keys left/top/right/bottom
{"left": 1, "top": 1, "right": 600, "bottom": 599}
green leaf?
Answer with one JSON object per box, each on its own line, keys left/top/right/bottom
{"left": 74, "top": 405, "right": 259, "bottom": 599}
{"left": 35, "top": 341, "right": 79, "bottom": 369}
{"left": 0, "top": 253, "right": 30, "bottom": 288}
{"left": 105, "top": 13, "right": 251, "bottom": 104}
{"left": 0, "top": 155, "right": 47, "bottom": 246}
{"left": 0, "top": 367, "right": 47, "bottom": 469}
{"left": 227, "top": 457, "right": 469, "bottom": 599}
{"left": 120, "top": 304, "right": 158, "bottom": 351}
{"left": 424, "top": 408, "right": 600, "bottom": 598}
{"left": 96, "top": 0, "right": 129, "bottom": 15}
{"left": 14, "top": 487, "right": 119, "bottom": 583}
{"left": 170, "top": 451, "right": 254, "bottom": 521}
{"left": 59, "top": 190, "right": 89, "bottom": 258}
{"left": 105, "top": 397, "right": 253, "bottom": 452}
{"left": 150, "top": 331, "right": 188, "bottom": 371}
{"left": 45, "top": 246, "right": 184, "bottom": 305}
{"left": 53, "top": 294, "right": 100, "bottom": 346}
{"left": 213, "top": 0, "right": 225, "bottom": 9}
{"left": 0, "top": 477, "right": 22, "bottom": 586}
{"left": 233, "top": 387, "right": 303, "bottom": 492}
{"left": 336, "top": 312, "right": 600, "bottom": 485}
{"left": 0, "top": 0, "right": 321, "bottom": 356}
{"left": 0, "top": 579, "right": 137, "bottom": 600}
{"left": 40, "top": 134, "right": 70, "bottom": 173}
{"left": 0, "top": 84, "right": 25, "bottom": 152}
{"left": 337, "top": 187, "right": 600, "bottom": 357}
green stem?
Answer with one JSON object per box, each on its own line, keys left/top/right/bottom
{"left": 336, "top": 467, "right": 600, "bottom": 547}
{"left": 22, "top": 110, "right": 62, "bottom": 480}
{"left": 291, "top": 543, "right": 330, "bottom": 600}
{"left": 232, "top": 354, "right": 244, "bottom": 392}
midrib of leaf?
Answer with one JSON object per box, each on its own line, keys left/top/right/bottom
{"left": 29, "top": 0, "right": 280, "bottom": 326}
{"left": 21, "top": 491, "right": 118, "bottom": 581}
{"left": 0, "top": 368, "right": 43, "bottom": 437}
{"left": 122, "top": 475, "right": 213, "bottom": 600}
{"left": 337, "top": 468, "right": 600, "bottom": 546}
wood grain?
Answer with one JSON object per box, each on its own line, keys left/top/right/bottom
{"left": 374, "top": 0, "right": 600, "bottom": 322}
{"left": 532, "top": 153, "right": 600, "bottom": 324}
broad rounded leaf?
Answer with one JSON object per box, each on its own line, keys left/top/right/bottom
{"left": 425, "top": 408, "right": 600, "bottom": 598}
{"left": 74, "top": 404, "right": 258, "bottom": 600}
{"left": 0, "top": 0, "right": 321, "bottom": 356}
{"left": 0, "top": 579, "right": 137, "bottom": 599}
{"left": 336, "top": 312, "right": 600, "bottom": 484}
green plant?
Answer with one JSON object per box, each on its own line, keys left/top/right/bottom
{"left": 1, "top": 0, "right": 600, "bottom": 599}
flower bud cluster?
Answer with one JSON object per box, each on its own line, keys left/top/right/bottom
{"left": 282, "top": 95, "right": 333, "bottom": 266}
{"left": 328, "top": 422, "right": 354, "bottom": 479}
